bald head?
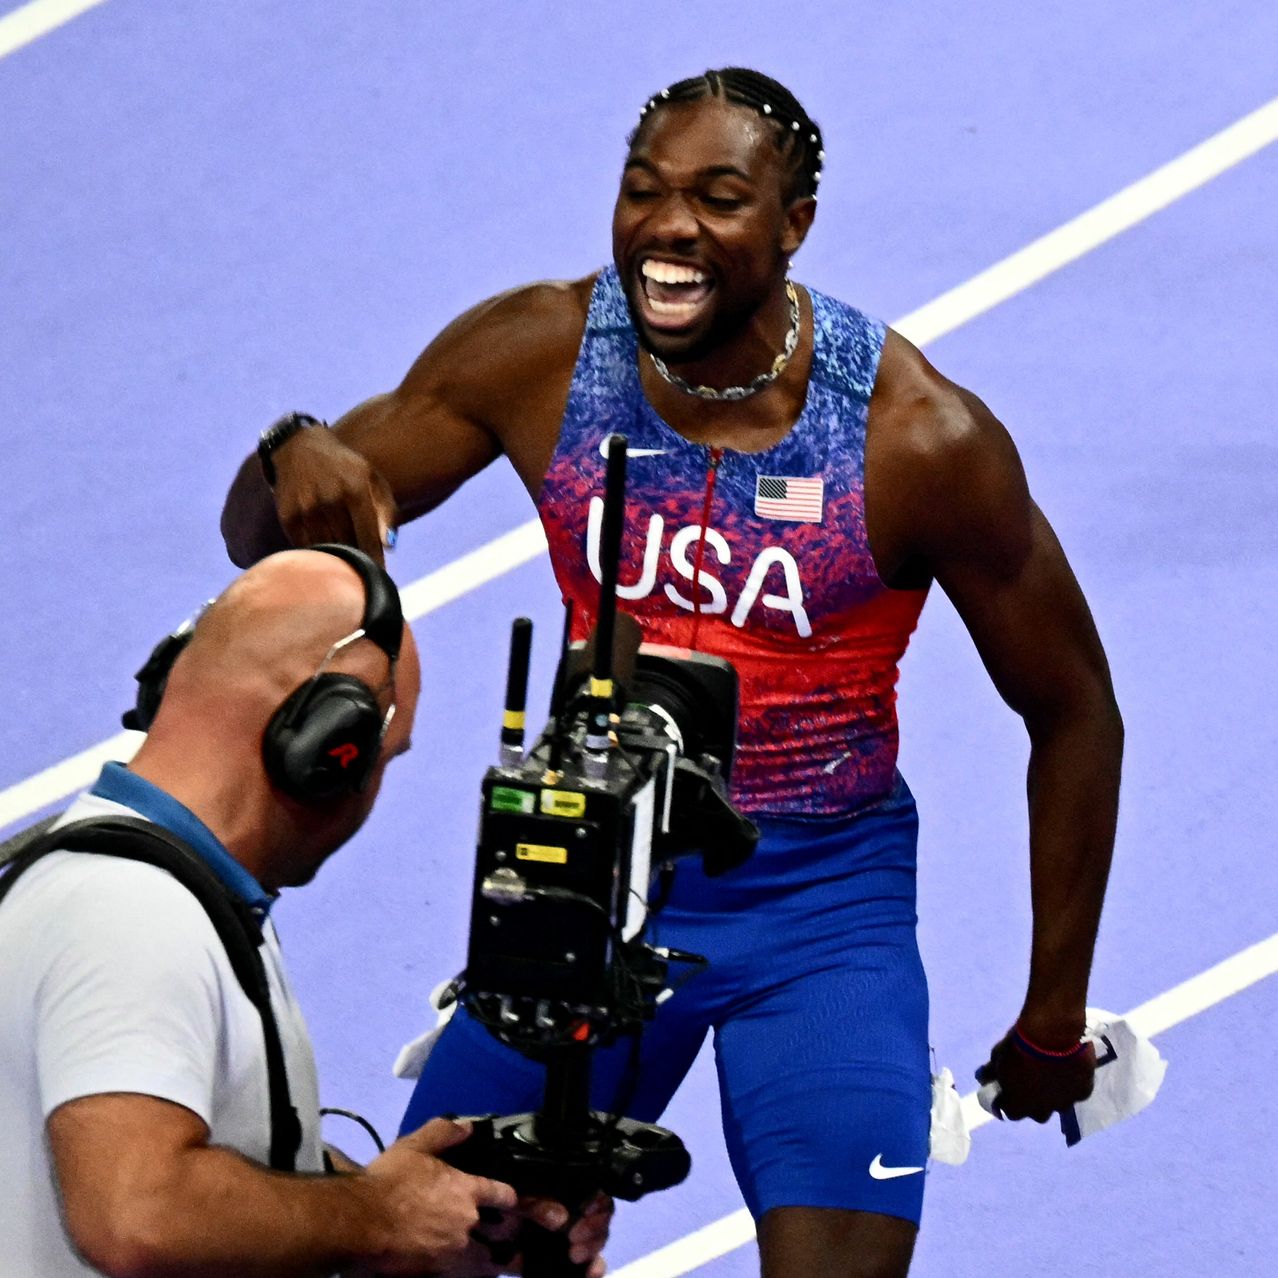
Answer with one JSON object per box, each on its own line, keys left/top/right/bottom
{"left": 165, "top": 549, "right": 407, "bottom": 725}
{"left": 130, "top": 551, "right": 420, "bottom": 884}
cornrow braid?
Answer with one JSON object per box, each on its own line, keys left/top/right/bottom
{"left": 631, "top": 67, "right": 825, "bottom": 203}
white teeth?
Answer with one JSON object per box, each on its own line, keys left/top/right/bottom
{"left": 641, "top": 259, "right": 707, "bottom": 285}
{"left": 647, "top": 296, "right": 700, "bottom": 315}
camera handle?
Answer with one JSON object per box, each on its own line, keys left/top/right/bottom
{"left": 443, "top": 1047, "right": 691, "bottom": 1278}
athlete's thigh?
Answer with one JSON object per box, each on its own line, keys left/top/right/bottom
{"left": 713, "top": 917, "right": 931, "bottom": 1225}
{"left": 759, "top": 1206, "right": 916, "bottom": 1278}
{"left": 399, "top": 1006, "right": 545, "bottom": 1135}
{"left": 399, "top": 995, "right": 711, "bottom": 1137}
{"left": 586, "top": 1003, "right": 710, "bottom": 1125}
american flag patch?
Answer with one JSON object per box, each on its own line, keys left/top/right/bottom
{"left": 754, "top": 475, "right": 824, "bottom": 523}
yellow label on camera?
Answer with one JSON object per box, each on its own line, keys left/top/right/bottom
{"left": 540, "top": 789, "right": 587, "bottom": 818}
{"left": 516, "top": 843, "right": 568, "bottom": 865}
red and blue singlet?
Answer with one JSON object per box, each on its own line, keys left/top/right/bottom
{"left": 537, "top": 266, "right": 929, "bottom": 817}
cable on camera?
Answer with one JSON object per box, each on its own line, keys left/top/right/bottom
{"left": 319, "top": 1107, "right": 386, "bottom": 1155}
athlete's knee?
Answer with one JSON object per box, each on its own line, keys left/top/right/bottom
{"left": 758, "top": 1206, "right": 916, "bottom": 1278}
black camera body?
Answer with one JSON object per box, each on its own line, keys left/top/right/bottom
{"left": 463, "top": 643, "right": 757, "bottom": 1054}
{"left": 470, "top": 758, "right": 651, "bottom": 1012}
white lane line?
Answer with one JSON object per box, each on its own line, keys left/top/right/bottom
{"left": 612, "top": 1211, "right": 754, "bottom": 1278}
{"left": 2, "top": 91, "right": 1276, "bottom": 829}
{"left": 398, "top": 519, "right": 547, "bottom": 621}
{"left": 0, "top": 730, "right": 143, "bottom": 833}
{"left": 611, "top": 931, "right": 1278, "bottom": 1278}
{"left": 894, "top": 93, "right": 1278, "bottom": 347}
{"left": 0, "top": 0, "right": 109, "bottom": 59}
{"left": 1124, "top": 930, "right": 1278, "bottom": 1039}
{"left": 0, "top": 519, "right": 550, "bottom": 831}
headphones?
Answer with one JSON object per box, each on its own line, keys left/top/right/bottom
{"left": 124, "top": 544, "right": 404, "bottom": 804}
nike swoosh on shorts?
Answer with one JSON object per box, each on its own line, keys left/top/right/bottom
{"left": 868, "top": 1154, "right": 925, "bottom": 1180}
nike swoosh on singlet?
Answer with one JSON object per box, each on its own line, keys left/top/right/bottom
{"left": 868, "top": 1154, "right": 925, "bottom": 1180}
{"left": 598, "top": 437, "right": 667, "bottom": 458}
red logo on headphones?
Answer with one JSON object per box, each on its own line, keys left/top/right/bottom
{"left": 329, "top": 743, "right": 361, "bottom": 769}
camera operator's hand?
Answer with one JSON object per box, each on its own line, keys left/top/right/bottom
{"left": 977, "top": 1027, "right": 1097, "bottom": 1123}
{"left": 464, "top": 1191, "right": 613, "bottom": 1278}
{"left": 560, "top": 1191, "right": 614, "bottom": 1276}
{"left": 358, "top": 1118, "right": 519, "bottom": 1275}
{"left": 271, "top": 424, "right": 398, "bottom": 566}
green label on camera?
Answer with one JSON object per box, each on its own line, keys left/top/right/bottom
{"left": 490, "top": 786, "right": 535, "bottom": 814}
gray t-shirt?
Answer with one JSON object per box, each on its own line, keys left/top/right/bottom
{"left": 0, "top": 791, "right": 323, "bottom": 1276}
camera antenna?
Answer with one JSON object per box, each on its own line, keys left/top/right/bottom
{"left": 544, "top": 602, "right": 574, "bottom": 775}
{"left": 499, "top": 617, "right": 533, "bottom": 768}
{"left": 583, "top": 433, "right": 628, "bottom": 778}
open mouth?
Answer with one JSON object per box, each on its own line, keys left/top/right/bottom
{"left": 637, "top": 257, "right": 715, "bottom": 331}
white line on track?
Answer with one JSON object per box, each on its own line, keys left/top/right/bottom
{"left": 610, "top": 930, "right": 1278, "bottom": 1278}
{"left": 0, "top": 0, "right": 108, "bottom": 59}
{"left": 6, "top": 93, "right": 1277, "bottom": 829}
{"left": 893, "top": 93, "right": 1278, "bottom": 347}
{"left": 397, "top": 519, "right": 549, "bottom": 621}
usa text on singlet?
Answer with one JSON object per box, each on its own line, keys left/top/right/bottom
{"left": 537, "top": 266, "right": 928, "bottom": 817}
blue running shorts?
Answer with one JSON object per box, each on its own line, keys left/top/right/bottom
{"left": 400, "top": 775, "right": 931, "bottom": 1225}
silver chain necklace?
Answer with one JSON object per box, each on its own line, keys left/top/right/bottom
{"left": 648, "top": 280, "right": 801, "bottom": 402}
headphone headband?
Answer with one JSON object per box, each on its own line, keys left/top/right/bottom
{"left": 308, "top": 543, "right": 403, "bottom": 663}
{"left": 124, "top": 546, "right": 407, "bottom": 807}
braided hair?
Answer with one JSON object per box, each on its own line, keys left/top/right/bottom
{"left": 630, "top": 68, "right": 825, "bottom": 204}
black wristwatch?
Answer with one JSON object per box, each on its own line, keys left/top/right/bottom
{"left": 257, "top": 412, "right": 326, "bottom": 487}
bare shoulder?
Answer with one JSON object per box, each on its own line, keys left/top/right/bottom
{"left": 413, "top": 275, "right": 595, "bottom": 397}
{"left": 391, "top": 274, "right": 596, "bottom": 461}
{"left": 868, "top": 327, "right": 1032, "bottom": 577}
{"left": 872, "top": 328, "right": 1016, "bottom": 470}
{"left": 439, "top": 274, "right": 594, "bottom": 341}
{"left": 323, "top": 274, "right": 596, "bottom": 507}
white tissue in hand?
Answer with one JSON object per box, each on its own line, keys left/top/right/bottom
{"left": 976, "top": 1008, "right": 1167, "bottom": 1144}
{"left": 929, "top": 1067, "right": 972, "bottom": 1165}
{"left": 977, "top": 1079, "right": 1003, "bottom": 1118}
{"left": 392, "top": 980, "right": 458, "bottom": 1079}
{"left": 1060, "top": 1008, "right": 1167, "bottom": 1144}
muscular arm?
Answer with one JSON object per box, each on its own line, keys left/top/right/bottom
{"left": 877, "top": 336, "right": 1123, "bottom": 1044}
{"left": 51, "top": 1093, "right": 374, "bottom": 1277}
{"left": 49, "top": 1095, "right": 516, "bottom": 1278}
{"left": 943, "top": 486, "right": 1122, "bottom": 1041}
{"left": 220, "top": 280, "right": 588, "bottom": 567}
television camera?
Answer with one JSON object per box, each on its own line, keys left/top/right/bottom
{"left": 440, "top": 435, "right": 758, "bottom": 1276}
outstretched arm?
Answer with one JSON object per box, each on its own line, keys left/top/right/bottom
{"left": 220, "top": 281, "right": 588, "bottom": 567}
{"left": 897, "top": 373, "right": 1123, "bottom": 1115}
{"left": 219, "top": 361, "right": 501, "bottom": 569}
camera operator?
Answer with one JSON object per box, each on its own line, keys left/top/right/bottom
{"left": 0, "top": 548, "right": 609, "bottom": 1278}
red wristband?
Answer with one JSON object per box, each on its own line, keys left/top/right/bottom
{"left": 1010, "top": 1023, "right": 1088, "bottom": 1062}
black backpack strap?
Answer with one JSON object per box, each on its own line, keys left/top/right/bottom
{"left": 0, "top": 813, "right": 61, "bottom": 872}
{"left": 0, "top": 816, "right": 302, "bottom": 1172}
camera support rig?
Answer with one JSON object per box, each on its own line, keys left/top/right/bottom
{"left": 444, "top": 1045, "right": 690, "bottom": 1275}
{"left": 442, "top": 434, "right": 756, "bottom": 1276}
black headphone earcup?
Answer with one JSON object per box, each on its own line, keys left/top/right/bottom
{"left": 262, "top": 675, "right": 384, "bottom": 803}
{"left": 123, "top": 630, "right": 195, "bottom": 732}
